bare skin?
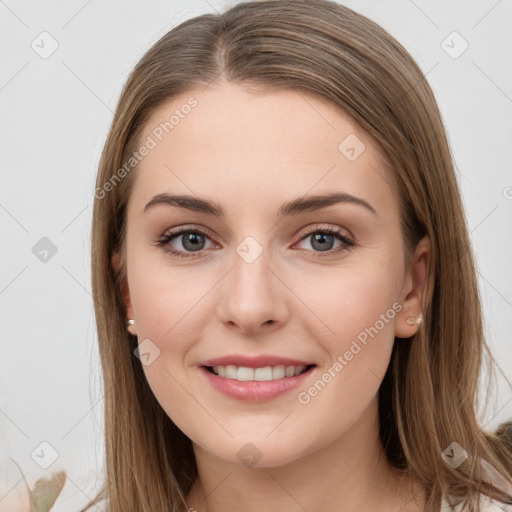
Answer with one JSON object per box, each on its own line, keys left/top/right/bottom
{"left": 113, "top": 80, "right": 430, "bottom": 512}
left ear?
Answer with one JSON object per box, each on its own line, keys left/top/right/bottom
{"left": 395, "top": 234, "right": 430, "bottom": 338}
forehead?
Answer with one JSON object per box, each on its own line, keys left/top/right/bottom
{"left": 128, "top": 81, "right": 398, "bottom": 218}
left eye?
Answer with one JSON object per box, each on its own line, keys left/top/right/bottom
{"left": 296, "top": 228, "right": 353, "bottom": 252}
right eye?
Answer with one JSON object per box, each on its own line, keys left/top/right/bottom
{"left": 155, "top": 227, "right": 218, "bottom": 259}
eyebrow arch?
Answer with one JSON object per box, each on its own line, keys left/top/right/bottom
{"left": 143, "top": 192, "right": 378, "bottom": 217}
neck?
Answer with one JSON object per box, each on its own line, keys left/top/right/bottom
{"left": 185, "top": 397, "right": 425, "bottom": 512}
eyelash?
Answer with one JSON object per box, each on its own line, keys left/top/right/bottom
{"left": 155, "top": 225, "right": 355, "bottom": 260}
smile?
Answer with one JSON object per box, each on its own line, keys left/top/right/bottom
{"left": 205, "top": 364, "right": 313, "bottom": 381}
{"left": 200, "top": 364, "right": 317, "bottom": 402}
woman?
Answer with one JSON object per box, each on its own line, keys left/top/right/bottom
{"left": 85, "top": 1, "right": 512, "bottom": 510}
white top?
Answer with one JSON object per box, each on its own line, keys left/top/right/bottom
{"left": 441, "top": 494, "right": 512, "bottom": 511}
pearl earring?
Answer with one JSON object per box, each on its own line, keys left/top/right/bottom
{"left": 127, "top": 319, "right": 135, "bottom": 327}
{"left": 406, "top": 314, "right": 423, "bottom": 326}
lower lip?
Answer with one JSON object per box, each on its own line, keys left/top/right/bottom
{"left": 199, "top": 365, "right": 316, "bottom": 402}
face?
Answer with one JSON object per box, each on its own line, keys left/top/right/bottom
{"left": 113, "top": 80, "right": 428, "bottom": 468}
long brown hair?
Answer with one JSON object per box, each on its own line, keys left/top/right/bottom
{"left": 86, "top": 1, "right": 512, "bottom": 510}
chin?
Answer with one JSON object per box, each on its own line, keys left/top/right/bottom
{"left": 196, "top": 434, "right": 316, "bottom": 469}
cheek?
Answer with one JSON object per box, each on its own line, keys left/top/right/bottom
{"left": 290, "top": 268, "right": 400, "bottom": 429}
{"left": 128, "top": 267, "right": 206, "bottom": 422}
{"left": 128, "top": 252, "right": 213, "bottom": 347}
{"left": 294, "top": 262, "right": 400, "bottom": 349}
{"left": 288, "top": 265, "right": 400, "bottom": 416}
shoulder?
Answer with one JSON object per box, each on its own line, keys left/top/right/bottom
{"left": 441, "top": 494, "right": 512, "bottom": 511}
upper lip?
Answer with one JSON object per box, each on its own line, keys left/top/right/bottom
{"left": 200, "top": 355, "right": 316, "bottom": 368}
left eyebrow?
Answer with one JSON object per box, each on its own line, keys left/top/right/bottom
{"left": 143, "top": 192, "right": 378, "bottom": 217}
{"left": 278, "top": 192, "right": 378, "bottom": 217}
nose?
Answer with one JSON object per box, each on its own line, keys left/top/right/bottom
{"left": 216, "top": 243, "right": 289, "bottom": 335}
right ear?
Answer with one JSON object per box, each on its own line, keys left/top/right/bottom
{"left": 112, "top": 253, "right": 136, "bottom": 335}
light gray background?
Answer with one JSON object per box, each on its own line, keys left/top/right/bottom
{"left": 1, "top": 1, "right": 511, "bottom": 510}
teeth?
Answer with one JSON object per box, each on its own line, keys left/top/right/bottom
{"left": 210, "top": 364, "right": 309, "bottom": 381}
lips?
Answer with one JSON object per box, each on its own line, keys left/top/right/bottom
{"left": 200, "top": 354, "right": 316, "bottom": 368}
{"left": 200, "top": 363, "right": 317, "bottom": 401}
